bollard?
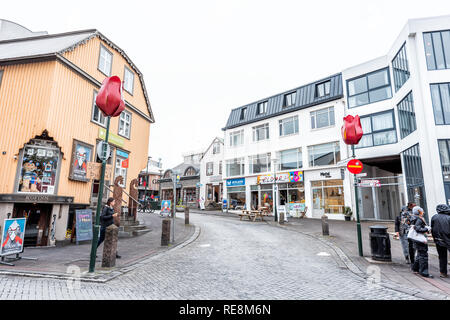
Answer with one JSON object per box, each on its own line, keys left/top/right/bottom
{"left": 322, "top": 215, "right": 329, "bottom": 236}
{"left": 102, "top": 224, "right": 119, "bottom": 268}
{"left": 161, "top": 219, "right": 171, "bottom": 246}
{"left": 184, "top": 207, "right": 189, "bottom": 225}
{"left": 279, "top": 211, "right": 284, "bottom": 225}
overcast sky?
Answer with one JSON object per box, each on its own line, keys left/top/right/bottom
{"left": 3, "top": 0, "right": 450, "bottom": 169}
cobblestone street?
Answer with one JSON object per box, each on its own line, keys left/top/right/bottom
{"left": 0, "top": 213, "right": 426, "bottom": 300}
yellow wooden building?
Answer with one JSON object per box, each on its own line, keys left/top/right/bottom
{"left": 0, "top": 20, "right": 154, "bottom": 247}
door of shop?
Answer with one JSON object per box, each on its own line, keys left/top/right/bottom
{"left": 358, "top": 176, "right": 405, "bottom": 221}
{"left": 12, "top": 203, "right": 52, "bottom": 247}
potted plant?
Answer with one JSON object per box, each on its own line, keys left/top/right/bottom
{"left": 344, "top": 206, "right": 353, "bottom": 221}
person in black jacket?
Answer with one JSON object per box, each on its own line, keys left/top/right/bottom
{"left": 97, "top": 197, "right": 121, "bottom": 259}
{"left": 405, "top": 202, "right": 417, "bottom": 264}
{"left": 431, "top": 204, "right": 450, "bottom": 278}
{"left": 395, "top": 206, "right": 412, "bottom": 263}
{"left": 411, "top": 206, "right": 433, "bottom": 278}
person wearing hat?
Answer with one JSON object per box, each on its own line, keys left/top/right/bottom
{"left": 410, "top": 206, "right": 433, "bottom": 278}
{"left": 431, "top": 204, "right": 450, "bottom": 278}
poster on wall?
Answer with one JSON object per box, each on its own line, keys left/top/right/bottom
{"left": 161, "top": 200, "right": 171, "bottom": 214}
{"left": 70, "top": 140, "right": 93, "bottom": 182}
{"left": 75, "top": 209, "right": 93, "bottom": 242}
{"left": 18, "top": 144, "right": 60, "bottom": 194}
{"left": 1, "top": 218, "right": 26, "bottom": 256}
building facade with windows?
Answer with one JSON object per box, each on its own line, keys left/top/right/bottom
{"left": 343, "top": 15, "right": 450, "bottom": 221}
{"left": 137, "top": 158, "right": 163, "bottom": 200}
{"left": 0, "top": 21, "right": 154, "bottom": 246}
{"left": 222, "top": 74, "right": 354, "bottom": 219}
{"left": 199, "top": 137, "right": 224, "bottom": 206}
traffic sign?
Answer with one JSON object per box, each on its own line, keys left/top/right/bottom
{"left": 356, "top": 173, "right": 367, "bottom": 177}
{"left": 358, "top": 179, "right": 381, "bottom": 187}
{"left": 96, "top": 141, "right": 111, "bottom": 161}
{"left": 347, "top": 159, "right": 363, "bottom": 174}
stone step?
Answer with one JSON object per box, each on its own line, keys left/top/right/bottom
{"left": 132, "top": 229, "right": 151, "bottom": 236}
{"left": 123, "top": 225, "right": 147, "bottom": 232}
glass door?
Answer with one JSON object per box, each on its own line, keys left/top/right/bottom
{"left": 312, "top": 186, "right": 324, "bottom": 217}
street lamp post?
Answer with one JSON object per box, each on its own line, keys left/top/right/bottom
{"left": 351, "top": 145, "right": 363, "bottom": 257}
{"left": 144, "top": 156, "right": 151, "bottom": 203}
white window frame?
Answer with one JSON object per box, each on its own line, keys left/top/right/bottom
{"left": 206, "top": 162, "right": 214, "bottom": 176}
{"left": 279, "top": 148, "right": 302, "bottom": 170}
{"left": 91, "top": 91, "right": 107, "bottom": 127}
{"left": 252, "top": 123, "right": 270, "bottom": 142}
{"left": 279, "top": 115, "right": 299, "bottom": 137}
{"left": 118, "top": 110, "right": 132, "bottom": 139}
{"left": 249, "top": 153, "right": 271, "bottom": 174}
{"left": 123, "top": 66, "right": 134, "bottom": 95}
{"left": 226, "top": 158, "right": 245, "bottom": 177}
{"left": 257, "top": 101, "right": 268, "bottom": 115}
{"left": 213, "top": 142, "right": 221, "bottom": 154}
{"left": 229, "top": 130, "right": 244, "bottom": 147}
{"left": 98, "top": 44, "right": 113, "bottom": 76}
{"left": 310, "top": 106, "right": 335, "bottom": 130}
{"left": 114, "top": 154, "right": 128, "bottom": 188}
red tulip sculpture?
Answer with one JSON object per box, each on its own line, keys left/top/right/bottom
{"left": 95, "top": 76, "right": 125, "bottom": 117}
{"left": 341, "top": 115, "right": 363, "bottom": 145}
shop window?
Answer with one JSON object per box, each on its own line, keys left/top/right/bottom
{"left": 308, "top": 142, "right": 340, "bottom": 167}
{"left": 279, "top": 115, "right": 299, "bottom": 136}
{"left": 438, "top": 140, "right": 450, "bottom": 183}
{"left": 17, "top": 140, "right": 61, "bottom": 194}
{"left": 114, "top": 150, "right": 129, "bottom": 188}
{"left": 311, "top": 180, "right": 344, "bottom": 214}
{"left": 397, "top": 92, "right": 417, "bottom": 139}
{"left": 392, "top": 43, "right": 410, "bottom": 91}
{"left": 315, "top": 80, "right": 331, "bottom": 98}
{"left": 206, "top": 162, "right": 214, "bottom": 176}
{"left": 283, "top": 91, "right": 297, "bottom": 107}
{"left": 430, "top": 82, "right": 450, "bottom": 125}
{"left": 280, "top": 148, "right": 302, "bottom": 170}
{"left": 98, "top": 44, "right": 113, "bottom": 76}
{"left": 356, "top": 110, "right": 397, "bottom": 149}
{"left": 347, "top": 68, "right": 392, "bottom": 108}
{"left": 91, "top": 91, "right": 107, "bottom": 127}
{"left": 118, "top": 110, "right": 132, "bottom": 138}
{"left": 252, "top": 123, "right": 270, "bottom": 142}
{"left": 257, "top": 101, "right": 268, "bottom": 115}
{"left": 229, "top": 130, "right": 244, "bottom": 147}
{"left": 249, "top": 153, "right": 271, "bottom": 174}
{"left": 226, "top": 158, "right": 245, "bottom": 177}
{"left": 310, "top": 106, "right": 335, "bottom": 129}
{"left": 123, "top": 66, "right": 134, "bottom": 94}
{"left": 423, "top": 30, "right": 450, "bottom": 70}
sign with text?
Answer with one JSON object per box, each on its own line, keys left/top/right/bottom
{"left": 1, "top": 218, "right": 26, "bottom": 256}
{"left": 98, "top": 128, "right": 125, "bottom": 148}
{"left": 257, "top": 171, "right": 303, "bottom": 184}
{"left": 86, "top": 162, "right": 113, "bottom": 181}
{"left": 358, "top": 179, "right": 381, "bottom": 187}
{"left": 75, "top": 209, "right": 93, "bottom": 242}
{"left": 226, "top": 178, "right": 245, "bottom": 187}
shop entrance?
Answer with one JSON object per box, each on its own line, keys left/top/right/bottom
{"left": 12, "top": 203, "right": 52, "bottom": 247}
{"left": 311, "top": 180, "right": 344, "bottom": 218}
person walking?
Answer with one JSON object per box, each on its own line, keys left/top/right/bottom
{"left": 431, "top": 204, "right": 450, "bottom": 278}
{"left": 406, "top": 202, "right": 417, "bottom": 265}
{"left": 97, "top": 197, "right": 121, "bottom": 259}
{"left": 410, "top": 206, "right": 433, "bottom": 278}
{"left": 395, "top": 206, "right": 412, "bottom": 263}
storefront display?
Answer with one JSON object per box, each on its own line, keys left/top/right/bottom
{"left": 227, "top": 186, "right": 246, "bottom": 209}
{"left": 18, "top": 142, "right": 60, "bottom": 194}
{"left": 311, "top": 179, "right": 344, "bottom": 215}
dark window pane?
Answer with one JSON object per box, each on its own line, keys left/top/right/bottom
{"left": 424, "top": 33, "right": 436, "bottom": 70}
{"left": 432, "top": 32, "right": 446, "bottom": 69}
{"left": 369, "top": 86, "right": 392, "bottom": 103}
{"left": 431, "top": 84, "right": 444, "bottom": 124}
{"left": 439, "top": 83, "right": 450, "bottom": 124}
{"left": 348, "top": 77, "right": 367, "bottom": 96}
{"left": 442, "top": 31, "right": 450, "bottom": 69}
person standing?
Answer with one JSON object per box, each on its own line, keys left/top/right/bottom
{"left": 406, "top": 202, "right": 417, "bottom": 265}
{"left": 431, "top": 204, "right": 450, "bottom": 278}
{"left": 410, "top": 206, "right": 433, "bottom": 278}
{"left": 395, "top": 206, "right": 412, "bottom": 263}
{"left": 97, "top": 197, "right": 121, "bottom": 259}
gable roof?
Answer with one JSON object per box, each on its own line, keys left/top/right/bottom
{"left": 223, "top": 73, "right": 343, "bottom": 130}
{"left": 0, "top": 29, "right": 154, "bottom": 122}
{"left": 201, "top": 137, "right": 224, "bottom": 160}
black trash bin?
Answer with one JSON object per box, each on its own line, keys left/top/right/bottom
{"left": 369, "top": 225, "right": 391, "bottom": 262}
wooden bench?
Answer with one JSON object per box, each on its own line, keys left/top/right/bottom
{"left": 239, "top": 210, "right": 266, "bottom": 221}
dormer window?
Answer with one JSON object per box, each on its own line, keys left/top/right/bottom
{"left": 315, "top": 80, "right": 331, "bottom": 98}
{"left": 257, "top": 101, "right": 268, "bottom": 115}
{"left": 284, "top": 91, "right": 297, "bottom": 107}
{"left": 240, "top": 107, "right": 247, "bottom": 120}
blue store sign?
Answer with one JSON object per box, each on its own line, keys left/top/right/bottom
{"left": 226, "top": 178, "right": 245, "bottom": 187}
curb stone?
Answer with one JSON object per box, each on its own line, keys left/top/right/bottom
{"left": 268, "top": 221, "right": 450, "bottom": 300}
{"left": 0, "top": 224, "right": 201, "bottom": 284}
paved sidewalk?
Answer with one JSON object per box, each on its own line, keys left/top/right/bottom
{"left": 267, "top": 216, "right": 450, "bottom": 298}
{"left": 0, "top": 211, "right": 195, "bottom": 282}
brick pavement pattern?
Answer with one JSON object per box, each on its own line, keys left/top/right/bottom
{"left": 0, "top": 213, "right": 421, "bottom": 300}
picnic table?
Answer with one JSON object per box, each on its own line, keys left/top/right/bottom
{"left": 238, "top": 208, "right": 271, "bottom": 222}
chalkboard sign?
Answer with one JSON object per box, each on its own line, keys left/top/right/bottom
{"left": 75, "top": 209, "right": 93, "bottom": 242}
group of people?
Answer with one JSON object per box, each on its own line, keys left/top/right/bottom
{"left": 395, "top": 202, "right": 450, "bottom": 279}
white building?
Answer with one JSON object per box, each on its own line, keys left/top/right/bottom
{"left": 199, "top": 137, "right": 224, "bottom": 206}
{"left": 222, "top": 15, "right": 450, "bottom": 221}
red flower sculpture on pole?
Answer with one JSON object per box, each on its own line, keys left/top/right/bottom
{"left": 341, "top": 115, "right": 363, "bottom": 145}
{"left": 95, "top": 76, "right": 125, "bottom": 117}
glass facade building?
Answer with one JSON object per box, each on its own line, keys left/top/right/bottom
{"left": 397, "top": 92, "right": 417, "bottom": 139}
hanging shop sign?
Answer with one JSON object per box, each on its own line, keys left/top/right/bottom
{"left": 347, "top": 159, "right": 363, "bottom": 175}
{"left": 96, "top": 141, "right": 111, "bottom": 162}
{"left": 70, "top": 140, "right": 93, "bottom": 182}
{"left": 86, "top": 162, "right": 113, "bottom": 180}
{"left": 226, "top": 178, "right": 245, "bottom": 187}
{"left": 75, "top": 209, "right": 93, "bottom": 242}
{"left": 98, "top": 128, "right": 125, "bottom": 148}
{"left": 1, "top": 218, "right": 26, "bottom": 256}
{"left": 358, "top": 179, "right": 381, "bottom": 187}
